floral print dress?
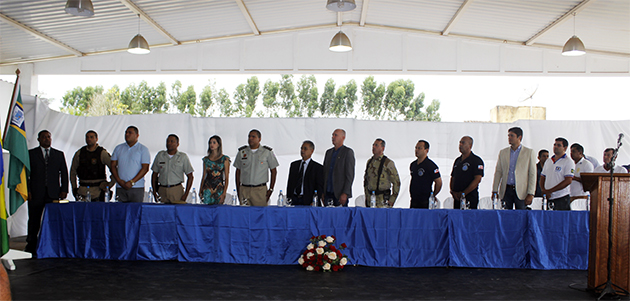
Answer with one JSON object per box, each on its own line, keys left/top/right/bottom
{"left": 201, "top": 155, "right": 229, "bottom": 205}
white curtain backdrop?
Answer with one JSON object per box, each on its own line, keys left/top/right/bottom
{"left": 6, "top": 98, "right": 630, "bottom": 237}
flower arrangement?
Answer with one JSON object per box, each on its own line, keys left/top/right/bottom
{"left": 298, "top": 235, "right": 348, "bottom": 272}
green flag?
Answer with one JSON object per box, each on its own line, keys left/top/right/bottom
{"left": 3, "top": 83, "right": 30, "bottom": 215}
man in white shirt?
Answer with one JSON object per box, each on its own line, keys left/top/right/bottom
{"left": 593, "top": 148, "right": 629, "bottom": 174}
{"left": 569, "top": 143, "right": 594, "bottom": 207}
{"left": 540, "top": 137, "right": 574, "bottom": 211}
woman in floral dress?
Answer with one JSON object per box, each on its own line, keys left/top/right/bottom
{"left": 200, "top": 135, "right": 230, "bottom": 204}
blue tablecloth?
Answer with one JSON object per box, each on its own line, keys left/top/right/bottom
{"left": 38, "top": 203, "right": 589, "bottom": 269}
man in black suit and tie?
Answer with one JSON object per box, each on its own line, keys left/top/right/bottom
{"left": 26, "top": 130, "right": 68, "bottom": 255}
{"left": 286, "top": 141, "right": 324, "bottom": 206}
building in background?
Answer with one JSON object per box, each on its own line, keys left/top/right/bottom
{"left": 490, "top": 106, "right": 546, "bottom": 123}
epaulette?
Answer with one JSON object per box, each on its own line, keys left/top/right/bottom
{"left": 263, "top": 145, "right": 273, "bottom": 151}
{"left": 238, "top": 145, "right": 248, "bottom": 151}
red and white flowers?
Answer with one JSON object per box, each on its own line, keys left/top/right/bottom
{"left": 299, "top": 235, "right": 348, "bottom": 272}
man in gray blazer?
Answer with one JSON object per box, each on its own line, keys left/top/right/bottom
{"left": 492, "top": 127, "right": 537, "bottom": 209}
{"left": 323, "top": 129, "right": 355, "bottom": 206}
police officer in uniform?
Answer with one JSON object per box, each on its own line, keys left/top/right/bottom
{"left": 409, "top": 140, "right": 442, "bottom": 209}
{"left": 234, "top": 129, "right": 279, "bottom": 206}
{"left": 449, "top": 136, "right": 484, "bottom": 209}
{"left": 363, "top": 138, "right": 400, "bottom": 207}
{"left": 70, "top": 130, "right": 114, "bottom": 202}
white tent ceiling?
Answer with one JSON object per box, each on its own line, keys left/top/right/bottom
{"left": 0, "top": 0, "right": 629, "bottom": 75}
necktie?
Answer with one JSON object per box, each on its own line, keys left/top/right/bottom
{"left": 295, "top": 161, "right": 305, "bottom": 196}
{"left": 45, "top": 148, "right": 50, "bottom": 164}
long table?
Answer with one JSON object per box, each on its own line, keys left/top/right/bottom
{"left": 37, "top": 203, "right": 589, "bottom": 269}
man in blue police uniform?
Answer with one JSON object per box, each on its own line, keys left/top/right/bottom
{"left": 409, "top": 140, "right": 442, "bottom": 209}
{"left": 449, "top": 136, "right": 484, "bottom": 209}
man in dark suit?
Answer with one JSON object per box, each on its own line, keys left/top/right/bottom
{"left": 286, "top": 140, "right": 324, "bottom": 206}
{"left": 26, "top": 130, "right": 68, "bottom": 255}
{"left": 323, "top": 129, "right": 355, "bottom": 206}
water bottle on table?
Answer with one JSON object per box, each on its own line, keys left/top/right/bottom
{"left": 104, "top": 186, "right": 110, "bottom": 203}
{"left": 191, "top": 188, "right": 198, "bottom": 204}
{"left": 232, "top": 189, "right": 238, "bottom": 206}
{"left": 86, "top": 186, "right": 92, "bottom": 202}
{"left": 429, "top": 192, "right": 436, "bottom": 209}
{"left": 370, "top": 191, "right": 376, "bottom": 208}
{"left": 312, "top": 190, "right": 318, "bottom": 207}
{"left": 277, "top": 190, "right": 285, "bottom": 207}
{"left": 542, "top": 194, "right": 547, "bottom": 210}
{"left": 460, "top": 193, "right": 466, "bottom": 210}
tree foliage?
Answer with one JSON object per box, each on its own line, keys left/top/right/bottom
{"left": 58, "top": 75, "right": 441, "bottom": 121}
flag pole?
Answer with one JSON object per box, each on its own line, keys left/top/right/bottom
{"left": 2, "top": 69, "right": 20, "bottom": 141}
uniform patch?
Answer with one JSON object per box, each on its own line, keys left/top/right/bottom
{"left": 417, "top": 168, "right": 425, "bottom": 176}
{"left": 434, "top": 169, "right": 439, "bottom": 174}
{"left": 462, "top": 163, "right": 469, "bottom": 171}
{"left": 478, "top": 165, "right": 484, "bottom": 170}
{"left": 555, "top": 166, "right": 562, "bottom": 172}
{"left": 571, "top": 168, "right": 574, "bottom": 173}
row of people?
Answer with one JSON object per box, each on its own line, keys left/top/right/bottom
{"left": 25, "top": 126, "right": 626, "bottom": 255}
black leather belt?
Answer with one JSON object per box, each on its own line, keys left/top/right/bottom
{"left": 506, "top": 184, "right": 516, "bottom": 189}
{"left": 160, "top": 183, "right": 182, "bottom": 188}
{"left": 242, "top": 183, "right": 266, "bottom": 187}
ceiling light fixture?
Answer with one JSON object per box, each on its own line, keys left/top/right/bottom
{"left": 65, "top": 0, "right": 94, "bottom": 17}
{"left": 329, "top": 30, "right": 352, "bottom": 52}
{"left": 562, "top": 13, "right": 585, "bottom": 56}
{"left": 128, "top": 14, "right": 150, "bottom": 54}
{"left": 326, "top": 0, "right": 356, "bottom": 12}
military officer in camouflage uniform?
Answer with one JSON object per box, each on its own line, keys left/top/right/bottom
{"left": 363, "top": 138, "right": 401, "bottom": 207}
{"left": 234, "top": 129, "right": 279, "bottom": 206}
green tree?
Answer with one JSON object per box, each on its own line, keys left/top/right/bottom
{"left": 360, "top": 76, "right": 386, "bottom": 119}
{"left": 278, "top": 75, "right": 297, "bottom": 116}
{"left": 87, "top": 85, "right": 129, "bottom": 116}
{"left": 344, "top": 79, "right": 357, "bottom": 117}
{"left": 169, "top": 80, "right": 186, "bottom": 113}
{"left": 297, "top": 75, "right": 318, "bottom": 117}
{"left": 135, "top": 81, "right": 168, "bottom": 113}
{"left": 233, "top": 76, "right": 260, "bottom": 117}
{"left": 319, "top": 79, "right": 336, "bottom": 116}
{"left": 262, "top": 79, "right": 280, "bottom": 117}
{"left": 404, "top": 92, "right": 426, "bottom": 121}
{"left": 61, "top": 86, "right": 104, "bottom": 115}
{"left": 198, "top": 81, "right": 215, "bottom": 117}
{"left": 216, "top": 88, "right": 234, "bottom": 117}
{"left": 384, "top": 79, "right": 415, "bottom": 120}
{"left": 425, "top": 99, "right": 441, "bottom": 121}
{"left": 181, "top": 85, "right": 197, "bottom": 115}
{"left": 120, "top": 84, "right": 141, "bottom": 114}
{"left": 331, "top": 84, "right": 347, "bottom": 118}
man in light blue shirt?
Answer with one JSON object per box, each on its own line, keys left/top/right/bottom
{"left": 111, "top": 126, "right": 151, "bottom": 202}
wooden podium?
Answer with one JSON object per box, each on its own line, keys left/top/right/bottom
{"left": 582, "top": 173, "right": 630, "bottom": 291}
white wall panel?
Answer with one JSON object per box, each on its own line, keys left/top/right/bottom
{"left": 80, "top": 56, "right": 118, "bottom": 72}
{"left": 504, "top": 46, "right": 543, "bottom": 73}
{"left": 589, "top": 55, "right": 630, "bottom": 74}
{"left": 460, "top": 41, "right": 501, "bottom": 72}
{"left": 161, "top": 44, "right": 199, "bottom": 71}
{"left": 120, "top": 52, "right": 158, "bottom": 72}
{"left": 243, "top": 35, "right": 294, "bottom": 71}
{"left": 406, "top": 35, "right": 457, "bottom": 72}
{"left": 352, "top": 30, "right": 403, "bottom": 71}
{"left": 545, "top": 51, "right": 587, "bottom": 73}
{"left": 201, "top": 40, "right": 241, "bottom": 71}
